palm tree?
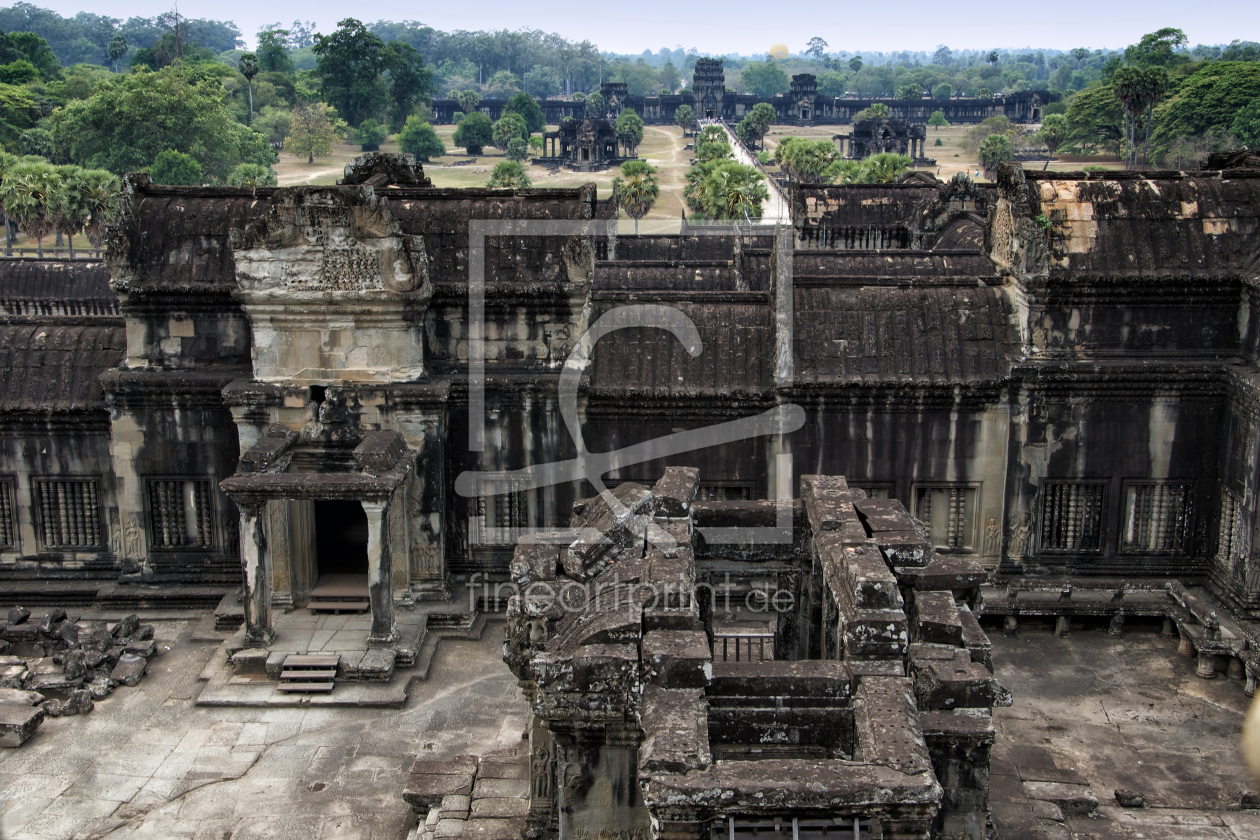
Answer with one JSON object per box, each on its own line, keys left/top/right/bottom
{"left": 238, "top": 53, "right": 259, "bottom": 124}
{"left": 76, "top": 169, "right": 122, "bottom": 252}
{"left": 1111, "top": 68, "right": 1142, "bottom": 170}
{"left": 52, "top": 165, "right": 89, "bottom": 259}
{"left": 1137, "top": 67, "right": 1169, "bottom": 170}
{"left": 613, "top": 160, "right": 659, "bottom": 235}
{"left": 0, "top": 150, "right": 17, "bottom": 256}
{"left": 0, "top": 159, "right": 63, "bottom": 257}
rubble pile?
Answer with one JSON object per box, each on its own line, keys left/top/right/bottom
{"left": 0, "top": 607, "right": 159, "bottom": 745}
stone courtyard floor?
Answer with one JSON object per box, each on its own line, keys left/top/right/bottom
{"left": 0, "top": 615, "right": 525, "bottom": 840}
{"left": 990, "top": 619, "right": 1260, "bottom": 839}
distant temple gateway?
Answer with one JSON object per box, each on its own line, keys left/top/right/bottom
{"left": 533, "top": 118, "right": 639, "bottom": 172}
{"left": 430, "top": 58, "right": 1055, "bottom": 127}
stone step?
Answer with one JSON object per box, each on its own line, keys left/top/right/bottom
{"left": 276, "top": 681, "right": 334, "bottom": 693}
{"left": 308, "top": 600, "right": 369, "bottom": 613}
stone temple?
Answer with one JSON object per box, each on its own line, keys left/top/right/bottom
{"left": 3, "top": 151, "right": 1260, "bottom": 838}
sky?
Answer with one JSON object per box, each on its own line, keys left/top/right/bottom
{"left": 38, "top": 0, "right": 1260, "bottom": 55}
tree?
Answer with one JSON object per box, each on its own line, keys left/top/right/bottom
{"left": 1231, "top": 99, "right": 1260, "bottom": 148}
{"left": 748, "top": 102, "right": 775, "bottom": 144}
{"left": 286, "top": 101, "right": 340, "bottom": 163}
{"left": 616, "top": 111, "right": 644, "bottom": 152}
{"left": 506, "top": 137, "right": 528, "bottom": 161}
{"left": 896, "top": 83, "right": 922, "bottom": 100}
{"left": 1064, "top": 84, "right": 1123, "bottom": 155}
{"left": 453, "top": 111, "right": 493, "bottom": 155}
{"left": 700, "top": 161, "right": 768, "bottom": 221}
{"left": 504, "top": 92, "right": 545, "bottom": 133}
{"left": 978, "top": 133, "right": 1013, "bottom": 179}
{"left": 382, "top": 42, "right": 434, "bottom": 132}
{"left": 741, "top": 59, "right": 789, "bottom": 97}
{"left": 493, "top": 113, "right": 529, "bottom": 149}
{"left": 658, "top": 61, "right": 680, "bottom": 94}
{"left": 51, "top": 165, "right": 88, "bottom": 258}
{"left": 613, "top": 160, "right": 658, "bottom": 235}
{"left": 584, "top": 91, "right": 605, "bottom": 118}
{"left": 74, "top": 167, "right": 120, "bottom": 249}
{"left": 849, "top": 55, "right": 863, "bottom": 73}
{"left": 933, "top": 83, "right": 953, "bottom": 100}
{"left": 455, "top": 89, "right": 481, "bottom": 115}
{"left": 487, "top": 160, "right": 530, "bottom": 188}
{"left": 253, "top": 106, "right": 291, "bottom": 147}
{"left": 354, "top": 118, "right": 387, "bottom": 151}
{"left": 775, "top": 138, "right": 836, "bottom": 183}
{"left": 987, "top": 50, "right": 1000, "bottom": 65}
{"left": 854, "top": 102, "right": 891, "bottom": 121}
{"left": 398, "top": 116, "right": 445, "bottom": 161}
{"left": 0, "top": 158, "right": 61, "bottom": 256}
{"left": 151, "top": 149, "right": 202, "bottom": 185}
{"left": 1038, "top": 113, "right": 1068, "bottom": 170}
{"left": 1124, "top": 28, "right": 1188, "bottom": 68}
{"left": 1150, "top": 62, "right": 1260, "bottom": 162}
{"left": 228, "top": 163, "right": 277, "bottom": 188}
{"left": 675, "top": 103, "right": 695, "bottom": 134}
{"left": 313, "top": 18, "right": 387, "bottom": 127}
{"left": 928, "top": 110, "right": 950, "bottom": 130}
{"left": 806, "top": 37, "right": 828, "bottom": 61}
{"left": 831, "top": 153, "right": 913, "bottom": 184}
{"left": 46, "top": 66, "right": 276, "bottom": 182}
{"left": 106, "top": 34, "right": 127, "bottom": 72}
{"left": 256, "top": 29, "right": 294, "bottom": 74}
{"left": 524, "top": 64, "right": 561, "bottom": 98}
{"left": 976, "top": 87, "right": 993, "bottom": 100}
{"left": 694, "top": 125, "right": 732, "bottom": 163}
{"left": 238, "top": 53, "right": 259, "bottom": 124}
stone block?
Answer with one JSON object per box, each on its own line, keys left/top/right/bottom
{"left": 6, "top": 606, "right": 29, "bottom": 625}
{"left": 460, "top": 819, "right": 526, "bottom": 840}
{"left": 134, "top": 624, "right": 155, "bottom": 641}
{"left": 265, "top": 651, "right": 289, "bottom": 680}
{"left": 1022, "top": 781, "right": 1098, "bottom": 817}
{"left": 912, "top": 650, "right": 1012, "bottom": 711}
{"left": 0, "top": 664, "right": 27, "bottom": 688}
{"left": 112, "top": 614, "right": 140, "bottom": 639}
{"left": 2, "top": 623, "right": 39, "bottom": 643}
{"left": 62, "top": 688, "right": 93, "bottom": 716}
{"left": 914, "top": 591, "right": 964, "bottom": 646}
{"left": 842, "top": 608, "right": 909, "bottom": 659}
{"left": 357, "top": 648, "right": 396, "bottom": 681}
{"left": 510, "top": 540, "right": 561, "bottom": 585}
{"left": 86, "top": 676, "right": 114, "bottom": 700}
{"left": 123, "top": 639, "right": 157, "bottom": 658}
{"left": 0, "top": 702, "right": 43, "bottom": 746}
{"left": 641, "top": 630, "right": 711, "bottom": 688}
{"left": 469, "top": 797, "right": 527, "bottom": 819}
{"left": 438, "top": 794, "right": 470, "bottom": 816}
{"left": 230, "top": 648, "right": 268, "bottom": 676}
{"left": 0, "top": 687, "right": 43, "bottom": 705}
{"left": 476, "top": 760, "right": 527, "bottom": 780}
{"left": 639, "top": 686, "right": 710, "bottom": 774}
{"left": 471, "top": 777, "right": 527, "bottom": 799}
{"left": 111, "top": 652, "right": 147, "bottom": 687}
{"left": 404, "top": 773, "right": 475, "bottom": 811}
{"left": 652, "top": 466, "right": 700, "bottom": 517}
{"left": 62, "top": 649, "right": 87, "bottom": 681}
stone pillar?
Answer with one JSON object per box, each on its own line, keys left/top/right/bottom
{"left": 1003, "top": 615, "right": 1017, "bottom": 636}
{"left": 1054, "top": 615, "right": 1071, "bottom": 637}
{"left": 239, "top": 501, "right": 274, "bottom": 647}
{"left": 1229, "top": 656, "right": 1245, "bottom": 680}
{"left": 1162, "top": 617, "right": 1177, "bottom": 636}
{"left": 1196, "top": 650, "right": 1218, "bottom": 679}
{"left": 363, "top": 499, "right": 397, "bottom": 646}
{"left": 1108, "top": 613, "right": 1125, "bottom": 637}
{"left": 1177, "top": 632, "right": 1196, "bottom": 657}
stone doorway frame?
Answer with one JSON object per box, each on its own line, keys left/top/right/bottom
{"left": 221, "top": 426, "right": 415, "bottom": 650}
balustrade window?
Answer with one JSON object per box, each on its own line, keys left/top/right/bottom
{"left": 1038, "top": 482, "right": 1106, "bottom": 553}
{"left": 146, "top": 479, "right": 214, "bottom": 549}
{"left": 471, "top": 491, "right": 528, "bottom": 545}
{"left": 915, "top": 485, "right": 978, "bottom": 551}
{"left": 1121, "top": 482, "right": 1194, "bottom": 555}
{"left": 1218, "top": 488, "right": 1249, "bottom": 577}
{"left": 0, "top": 479, "right": 15, "bottom": 548}
{"left": 35, "top": 478, "right": 101, "bottom": 549}
{"left": 697, "top": 484, "right": 753, "bottom": 502}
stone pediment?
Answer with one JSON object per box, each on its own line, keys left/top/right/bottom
{"left": 230, "top": 186, "right": 430, "bottom": 301}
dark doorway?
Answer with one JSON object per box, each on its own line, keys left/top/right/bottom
{"left": 581, "top": 148, "right": 590, "bottom": 161}
{"left": 801, "top": 109, "right": 810, "bottom": 120}
{"left": 315, "top": 500, "right": 369, "bottom": 576}
{"left": 705, "top": 109, "right": 714, "bottom": 119}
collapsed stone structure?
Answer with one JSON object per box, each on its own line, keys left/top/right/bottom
{"left": 838, "top": 117, "right": 932, "bottom": 162}
{"left": 430, "top": 61, "right": 1056, "bottom": 127}
{"left": 503, "top": 468, "right": 1008, "bottom": 839}
{"left": 534, "top": 118, "right": 639, "bottom": 172}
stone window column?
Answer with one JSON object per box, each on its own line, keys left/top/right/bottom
{"left": 363, "top": 499, "right": 397, "bottom": 646}
{"left": 239, "top": 501, "right": 274, "bottom": 647}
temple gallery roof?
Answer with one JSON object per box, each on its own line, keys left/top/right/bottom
{"left": 0, "top": 324, "right": 124, "bottom": 412}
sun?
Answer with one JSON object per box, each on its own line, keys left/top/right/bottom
{"left": 769, "top": 44, "right": 789, "bottom": 59}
